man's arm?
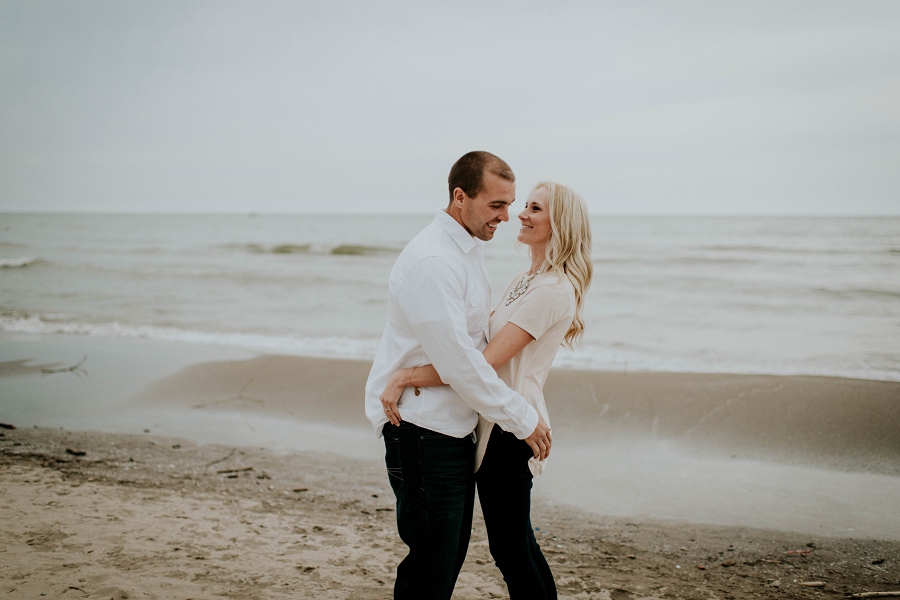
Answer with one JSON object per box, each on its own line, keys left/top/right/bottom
{"left": 380, "top": 321, "right": 552, "bottom": 459}
{"left": 398, "top": 256, "right": 544, "bottom": 442}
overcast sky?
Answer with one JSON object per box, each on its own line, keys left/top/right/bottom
{"left": 1, "top": 1, "right": 898, "bottom": 215}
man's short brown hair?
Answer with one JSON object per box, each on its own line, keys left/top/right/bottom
{"left": 448, "top": 151, "right": 515, "bottom": 201}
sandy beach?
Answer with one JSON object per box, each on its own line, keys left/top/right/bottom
{"left": 2, "top": 335, "right": 899, "bottom": 598}
{"left": 2, "top": 426, "right": 899, "bottom": 600}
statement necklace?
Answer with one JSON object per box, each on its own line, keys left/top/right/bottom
{"left": 505, "top": 269, "right": 542, "bottom": 306}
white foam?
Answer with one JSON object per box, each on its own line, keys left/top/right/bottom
{"left": 0, "top": 315, "right": 379, "bottom": 360}
{"left": 552, "top": 344, "right": 900, "bottom": 382}
{"left": 3, "top": 314, "right": 898, "bottom": 381}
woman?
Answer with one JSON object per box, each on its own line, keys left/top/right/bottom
{"left": 380, "top": 181, "right": 592, "bottom": 599}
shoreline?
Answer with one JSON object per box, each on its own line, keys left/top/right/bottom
{"left": 4, "top": 323, "right": 899, "bottom": 384}
{"left": 2, "top": 425, "right": 899, "bottom": 599}
{"left": 2, "top": 333, "right": 900, "bottom": 540}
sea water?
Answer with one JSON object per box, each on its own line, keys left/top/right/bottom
{"left": 1, "top": 213, "right": 899, "bottom": 381}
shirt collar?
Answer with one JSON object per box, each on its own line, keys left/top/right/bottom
{"left": 434, "top": 210, "right": 483, "bottom": 254}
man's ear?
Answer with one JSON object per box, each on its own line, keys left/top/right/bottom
{"left": 451, "top": 187, "right": 467, "bottom": 208}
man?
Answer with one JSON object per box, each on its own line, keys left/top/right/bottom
{"left": 364, "top": 151, "right": 552, "bottom": 599}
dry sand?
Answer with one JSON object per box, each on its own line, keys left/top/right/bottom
{"left": 2, "top": 425, "right": 899, "bottom": 600}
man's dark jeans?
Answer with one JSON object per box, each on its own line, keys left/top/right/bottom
{"left": 476, "top": 425, "right": 556, "bottom": 600}
{"left": 383, "top": 421, "right": 476, "bottom": 600}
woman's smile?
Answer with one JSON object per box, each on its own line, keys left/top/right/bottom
{"left": 516, "top": 187, "right": 551, "bottom": 249}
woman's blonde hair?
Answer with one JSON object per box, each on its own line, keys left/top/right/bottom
{"left": 533, "top": 181, "right": 593, "bottom": 347}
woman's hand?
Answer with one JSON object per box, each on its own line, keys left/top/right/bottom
{"left": 380, "top": 368, "right": 411, "bottom": 426}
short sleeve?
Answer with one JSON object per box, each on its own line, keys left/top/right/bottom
{"left": 508, "top": 283, "right": 573, "bottom": 341}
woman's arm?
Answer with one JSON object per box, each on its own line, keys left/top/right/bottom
{"left": 380, "top": 322, "right": 535, "bottom": 426}
{"left": 482, "top": 322, "right": 535, "bottom": 371}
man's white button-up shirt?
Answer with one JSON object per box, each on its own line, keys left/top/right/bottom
{"left": 365, "top": 210, "right": 539, "bottom": 439}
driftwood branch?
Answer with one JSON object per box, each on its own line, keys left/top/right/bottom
{"left": 41, "top": 355, "right": 87, "bottom": 374}
{"left": 217, "top": 467, "right": 254, "bottom": 474}
{"left": 204, "top": 448, "right": 236, "bottom": 469}
{"left": 193, "top": 375, "right": 264, "bottom": 409}
{"left": 851, "top": 593, "right": 900, "bottom": 598}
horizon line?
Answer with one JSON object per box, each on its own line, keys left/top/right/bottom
{"left": 2, "top": 210, "right": 898, "bottom": 218}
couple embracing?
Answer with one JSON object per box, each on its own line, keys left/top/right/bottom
{"left": 365, "top": 151, "right": 593, "bottom": 599}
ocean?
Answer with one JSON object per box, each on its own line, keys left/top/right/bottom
{"left": 1, "top": 213, "right": 899, "bottom": 381}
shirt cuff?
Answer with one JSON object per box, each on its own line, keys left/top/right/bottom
{"left": 511, "top": 404, "right": 539, "bottom": 440}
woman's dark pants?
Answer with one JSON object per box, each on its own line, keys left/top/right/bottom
{"left": 476, "top": 425, "right": 557, "bottom": 600}
{"left": 383, "top": 421, "right": 476, "bottom": 600}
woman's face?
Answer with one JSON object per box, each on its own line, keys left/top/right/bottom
{"left": 517, "top": 187, "right": 552, "bottom": 250}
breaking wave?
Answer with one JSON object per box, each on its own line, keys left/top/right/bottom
{"left": 0, "top": 257, "right": 39, "bottom": 268}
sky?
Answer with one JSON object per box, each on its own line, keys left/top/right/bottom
{"left": 1, "top": 1, "right": 899, "bottom": 215}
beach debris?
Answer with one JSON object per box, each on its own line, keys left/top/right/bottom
{"left": 0, "top": 423, "right": 16, "bottom": 430}
{"left": 193, "top": 376, "right": 264, "bottom": 409}
{"left": 41, "top": 354, "right": 87, "bottom": 375}
{"left": 696, "top": 565, "right": 706, "bottom": 570}
{"left": 172, "top": 444, "right": 181, "bottom": 449}
{"left": 205, "top": 448, "right": 237, "bottom": 468}
{"left": 722, "top": 561, "right": 736, "bottom": 567}
{"left": 798, "top": 581, "right": 825, "bottom": 587}
{"left": 871, "top": 558, "right": 886, "bottom": 565}
{"left": 292, "top": 487, "right": 309, "bottom": 492}
{"left": 785, "top": 548, "right": 813, "bottom": 556}
{"left": 65, "top": 448, "right": 86, "bottom": 457}
{"left": 850, "top": 593, "right": 900, "bottom": 598}
{"left": 217, "top": 467, "right": 253, "bottom": 474}
{"left": 143, "top": 429, "right": 150, "bottom": 433}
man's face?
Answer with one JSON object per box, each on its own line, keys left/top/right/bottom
{"left": 461, "top": 173, "right": 515, "bottom": 241}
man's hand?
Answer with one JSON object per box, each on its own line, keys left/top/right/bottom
{"left": 524, "top": 415, "right": 551, "bottom": 461}
{"left": 380, "top": 368, "right": 409, "bottom": 427}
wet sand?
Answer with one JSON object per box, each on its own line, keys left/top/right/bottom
{"left": 125, "top": 347, "right": 900, "bottom": 539}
